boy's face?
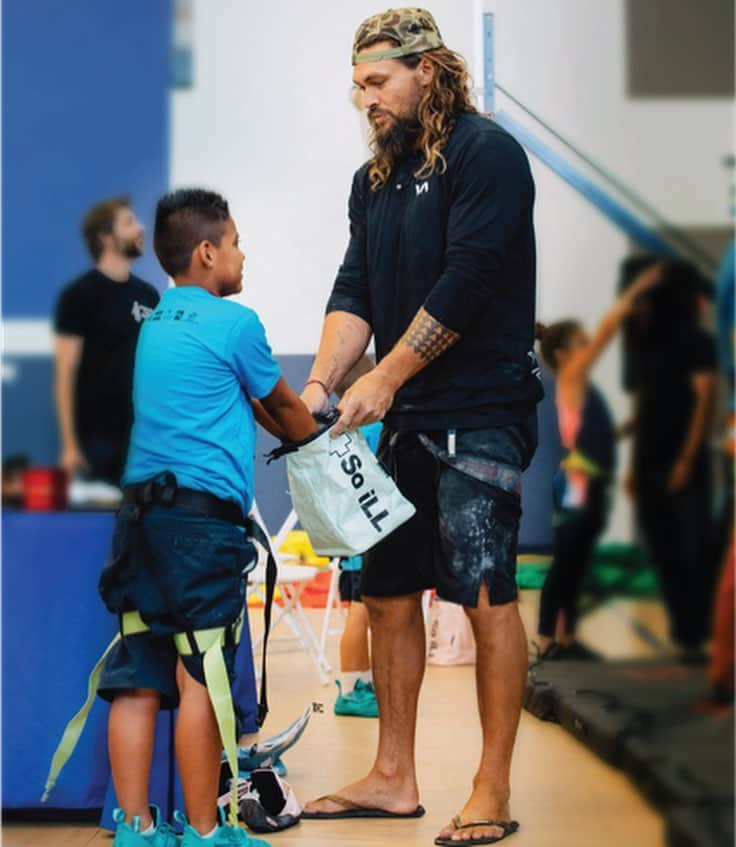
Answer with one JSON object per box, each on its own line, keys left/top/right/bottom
{"left": 213, "top": 217, "right": 245, "bottom": 296}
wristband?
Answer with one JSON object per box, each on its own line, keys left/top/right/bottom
{"left": 305, "top": 379, "right": 329, "bottom": 396}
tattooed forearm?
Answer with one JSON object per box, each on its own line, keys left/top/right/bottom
{"left": 402, "top": 308, "right": 460, "bottom": 363}
{"left": 309, "top": 310, "right": 372, "bottom": 391}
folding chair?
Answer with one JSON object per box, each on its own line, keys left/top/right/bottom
{"left": 247, "top": 505, "right": 333, "bottom": 685}
{"left": 319, "top": 558, "right": 345, "bottom": 657}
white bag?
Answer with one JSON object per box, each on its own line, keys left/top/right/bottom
{"left": 284, "top": 424, "right": 415, "bottom": 557}
{"left": 427, "top": 597, "right": 477, "bottom": 666}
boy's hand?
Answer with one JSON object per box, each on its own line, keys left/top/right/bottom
{"left": 262, "top": 378, "right": 319, "bottom": 442}
{"left": 333, "top": 370, "right": 397, "bottom": 436}
{"left": 301, "top": 381, "right": 330, "bottom": 415}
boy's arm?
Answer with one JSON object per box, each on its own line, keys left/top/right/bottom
{"left": 252, "top": 399, "right": 286, "bottom": 441}
{"left": 260, "top": 378, "right": 318, "bottom": 442}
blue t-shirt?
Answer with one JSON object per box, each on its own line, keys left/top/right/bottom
{"left": 123, "top": 286, "right": 281, "bottom": 513}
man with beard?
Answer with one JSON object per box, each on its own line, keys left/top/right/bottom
{"left": 54, "top": 196, "right": 159, "bottom": 485}
{"left": 301, "top": 9, "right": 541, "bottom": 845}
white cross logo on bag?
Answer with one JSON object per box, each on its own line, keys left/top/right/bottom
{"left": 328, "top": 433, "right": 353, "bottom": 459}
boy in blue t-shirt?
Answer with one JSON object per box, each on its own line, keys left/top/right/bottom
{"left": 98, "top": 190, "right": 317, "bottom": 847}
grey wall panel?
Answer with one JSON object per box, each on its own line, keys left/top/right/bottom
{"left": 626, "top": 0, "right": 734, "bottom": 97}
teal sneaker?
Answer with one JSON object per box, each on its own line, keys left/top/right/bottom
{"left": 112, "top": 805, "right": 178, "bottom": 847}
{"left": 334, "top": 679, "right": 379, "bottom": 718}
{"left": 176, "top": 808, "right": 270, "bottom": 846}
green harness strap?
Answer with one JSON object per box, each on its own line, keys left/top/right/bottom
{"left": 561, "top": 448, "right": 608, "bottom": 479}
{"left": 174, "top": 627, "right": 238, "bottom": 826}
{"left": 174, "top": 618, "right": 244, "bottom": 827}
{"left": 40, "top": 630, "right": 122, "bottom": 803}
{"left": 41, "top": 610, "right": 243, "bottom": 826}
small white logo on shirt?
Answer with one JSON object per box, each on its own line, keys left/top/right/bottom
{"left": 415, "top": 182, "right": 429, "bottom": 196}
{"left": 528, "top": 350, "right": 542, "bottom": 382}
{"left": 131, "top": 301, "right": 153, "bottom": 323}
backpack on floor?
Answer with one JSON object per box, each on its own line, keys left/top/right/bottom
{"left": 427, "top": 597, "right": 476, "bottom": 666}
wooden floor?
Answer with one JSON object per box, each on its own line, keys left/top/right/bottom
{"left": 3, "top": 591, "right": 671, "bottom": 847}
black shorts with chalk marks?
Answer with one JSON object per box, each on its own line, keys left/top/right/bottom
{"left": 360, "top": 418, "right": 537, "bottom": 608}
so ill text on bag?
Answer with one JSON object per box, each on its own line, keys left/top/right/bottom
{"left": 267, "top": 410, "right": 415, "bottom": 557}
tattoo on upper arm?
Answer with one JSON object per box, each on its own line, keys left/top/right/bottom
{"left": 402, "top": 310, "right": 460, "bottom": 363}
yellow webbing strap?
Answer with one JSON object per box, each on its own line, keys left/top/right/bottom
{"left": 561, "top": 449, "right": 607, "bottom": 478}
{"left": 173, "top": 615, "right": 243, "bottom": 825}
{"left": 41, "top": 631, "right": 121, "bottom": 802}
{"left": 121, "top": 610, "right": 150, "bottom": 636}
{"left": 41, "top": 612, "right": 148, "bottom": 801}
{"left": 201, "top": 631, "right": 240, "bottom": 827}
{"left": 172, "top": 616, "right": 243, "bottom": 656}
{"left": 42, "top": 610, "right": 242, "bottom": 825}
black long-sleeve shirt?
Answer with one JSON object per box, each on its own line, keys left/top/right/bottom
{"left": 327, "top": 112, "right": 543, "bottom": 431}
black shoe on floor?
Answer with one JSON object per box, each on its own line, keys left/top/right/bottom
{"left": 677, "top": 646, "right": 709, "bottom": 666}
{"left": 556, "top": 641, "right": 602, "bottom": 661}
{"left": 539, "top": 642, "right": 564, "bottom": 661}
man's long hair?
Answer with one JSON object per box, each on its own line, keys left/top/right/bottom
{"left": 367, "top": 45, "right": 478, "bottom": 191}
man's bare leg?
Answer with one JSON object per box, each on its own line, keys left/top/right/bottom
{"left": 438, "top": 584, "right": 527, "bottom": 842}
{"left": 304, "top": 591, "right": 425, "bottom": 815}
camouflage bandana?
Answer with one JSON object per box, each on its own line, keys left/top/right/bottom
{"left": 352, "top": 7, "right": 444, "bottom": 65}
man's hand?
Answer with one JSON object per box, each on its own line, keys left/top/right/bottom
{"left": 60, "top": 444, "right": 89, "bottom": 477}
{"left": 667, "top": 456, "right": 693, "bottom": 494}
{"left": 333, "top": 369, "right": 398, "bottom": 436}
{"left": 301, "top": 382, "right": 330, "bottom": 415}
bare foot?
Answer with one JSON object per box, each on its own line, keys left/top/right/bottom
{"left": 437, "top": 782, "right": 514, "bottom": 843}
{"left": 303, "top": 769, "right": 420, "bottom": 817}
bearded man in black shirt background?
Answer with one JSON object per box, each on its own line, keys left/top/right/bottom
{"left": 301, "top": 9, "right": 542, "bottom": 846}
{"left": 54, "top": 195, "right": 159, "bottom": 485}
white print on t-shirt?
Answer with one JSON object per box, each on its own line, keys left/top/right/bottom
{"left": 131, "top": 301, "right": 153, "bottom": 323}
{"left": 529, "top": 350, "right": 542, "bottom": 382}
{"left": 415, "top": 181, "right": 429, "bottom": 196}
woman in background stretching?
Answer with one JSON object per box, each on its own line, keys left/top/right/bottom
{"left": 535, "top": 264, "right": 662, "bottom": 660}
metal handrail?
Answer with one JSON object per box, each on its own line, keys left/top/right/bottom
{"left": 495, "top": 82, "right": 720, "bottom": 274}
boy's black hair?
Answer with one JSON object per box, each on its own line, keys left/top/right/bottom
{"left": 153, "top": 189, "right": 230, "bottom": 277}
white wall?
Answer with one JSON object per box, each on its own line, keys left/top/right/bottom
{"left": 172, "top": 0, "right": 734, "bottom": 541}
{"left": 485, "top": 0, "right": 733, "bottom": 540}
{"left": 171, "top": 0, "right": 474, "bottom": 354}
